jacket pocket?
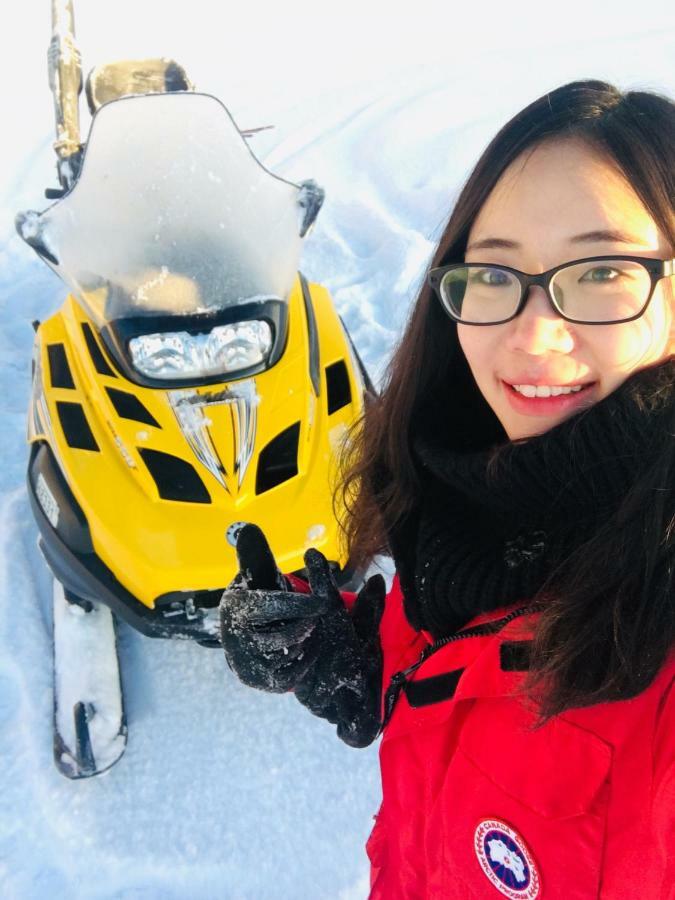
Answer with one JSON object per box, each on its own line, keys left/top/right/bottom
{"left": 432, "top": 698, "right": 612, "bottom": 900}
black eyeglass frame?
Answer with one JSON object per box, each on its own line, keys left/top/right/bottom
{"left": 428, "top": 255, "right": 675, "bottom": 326}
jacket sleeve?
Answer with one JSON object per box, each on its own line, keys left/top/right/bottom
{"left": 652, "top": 671, "right": 675, "bottom": 897}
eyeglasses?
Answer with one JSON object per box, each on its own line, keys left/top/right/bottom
{"left": 428, "top": 255, "right": 675, "bottom": 326}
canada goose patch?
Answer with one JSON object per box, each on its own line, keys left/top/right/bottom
{"left": 474, "top": 819, "right": 540, "bottom": 898}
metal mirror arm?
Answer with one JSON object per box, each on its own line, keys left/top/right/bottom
{"left": 49, "top": 0, "right": 84, "bottom": 193}
{"left": 297, "top": 180, "right": 325, "bottom": 237}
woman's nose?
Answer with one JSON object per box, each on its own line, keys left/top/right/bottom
{"left": 504, "top": 286, "right": 576, "bottom": 355}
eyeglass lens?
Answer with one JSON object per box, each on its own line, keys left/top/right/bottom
{"left": 440, "top": 260, "right": 652, "bottom": 324}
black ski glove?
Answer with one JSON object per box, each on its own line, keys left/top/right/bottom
{"left": 220, "top": 524, "right": 385, "bottom": 748}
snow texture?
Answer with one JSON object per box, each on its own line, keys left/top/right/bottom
{"left": 1, "top": 13, "right": 674, "bottom": 899}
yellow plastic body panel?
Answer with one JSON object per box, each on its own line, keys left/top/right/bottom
{"left": 29, "top": 274, "right": 365, "bottom": 608}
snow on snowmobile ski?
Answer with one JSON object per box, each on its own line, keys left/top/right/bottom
{"left": 17, "top": 0, "right": 373, "bottom": 779}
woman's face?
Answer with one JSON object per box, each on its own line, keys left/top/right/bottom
{"left": 458, "top": 139, "right": 674, "bottom": 440}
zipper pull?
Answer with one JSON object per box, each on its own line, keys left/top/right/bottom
{"left": 379, "top": 672, "right": 406, "bottom": 734}
{"left": 378, "top": 656, "right": 427, "bottom": 734}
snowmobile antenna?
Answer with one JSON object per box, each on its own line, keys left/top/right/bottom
{"left": 48, "top": 0, "right": 83, "bottom": 191}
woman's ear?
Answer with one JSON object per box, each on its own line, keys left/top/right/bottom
{"left": 667, "top": 286, "right": 675, "bottom": 356}
{"left": 659, "top": 267, "right": 675, "bottom": 354}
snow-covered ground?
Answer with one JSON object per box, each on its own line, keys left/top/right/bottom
{"left": 1, "top": 5, "right": 674, "bottom": 898}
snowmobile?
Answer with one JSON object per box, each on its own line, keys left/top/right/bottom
{"left": 17, "top": 0, "right": 373, "bottom": 779}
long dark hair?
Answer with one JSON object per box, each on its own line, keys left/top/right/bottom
{"left": 338, "top": 79, "right": 675, "bottom": 717}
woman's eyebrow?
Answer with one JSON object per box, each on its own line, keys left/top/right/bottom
{"left": 465, "top": 237, "right": 519, "bottom": 252}
{"left": 568, "top": 229, "right": 648, "bottom": 245}
{"left": 466, "top": 229, "right": 647, "bottom": 252}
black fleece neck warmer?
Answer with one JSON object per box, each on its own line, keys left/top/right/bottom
{"left": 390, "top": 358, "right": 675, "bottom": 638}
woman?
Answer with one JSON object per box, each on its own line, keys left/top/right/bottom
{"left": 220, "top": 80, "right": 675, "bottom": 898}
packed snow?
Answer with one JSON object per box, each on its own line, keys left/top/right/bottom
{"left": 1, "top": 5, "right": 674, "bottom": 898}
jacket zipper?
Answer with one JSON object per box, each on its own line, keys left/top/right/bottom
{"left": 379, "top": 604, "right": 540, "bottom": 733}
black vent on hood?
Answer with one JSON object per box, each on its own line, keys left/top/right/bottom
{"left": 138, "top": 448, "right": 211, "bottom": 503}
{"left": 56, "top": 402, "right": 99, "bottom": 451}
{"left": 106, "top": 388, "right": 160, "bottom": 428}
{"left": 47, "top": 344, "right": 75, "bottom": 389}
{"left": 256, "top": 422, "right": 300, "bottom": 494}
{"left": 81, "top": 322, "right": 116, "bottom": 377}
{"left": 325, "top": 359, "right": 351, "bottom": 414}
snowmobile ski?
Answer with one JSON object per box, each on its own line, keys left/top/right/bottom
{"left": 53, "top": 580, "right": 127, "bottom": 778}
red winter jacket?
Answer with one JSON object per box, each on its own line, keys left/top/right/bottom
{"left": 365, "top": 575, "right": 675, "bottom": 899}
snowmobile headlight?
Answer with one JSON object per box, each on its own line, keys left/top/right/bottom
{"left": 128, "top": 321, "right": 273, "bottom": 380}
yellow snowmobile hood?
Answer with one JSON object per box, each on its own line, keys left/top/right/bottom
{"left": 29, "top": 274, "right": 366, "bottom": 608}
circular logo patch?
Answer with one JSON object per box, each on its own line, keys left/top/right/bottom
{"left": 225, "top": 521, "right": 250, "bottom": 547}
{"left": 474, "top": 819, "right": 540, "bottom": 899}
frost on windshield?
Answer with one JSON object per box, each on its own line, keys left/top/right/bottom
{"left": 18, "top": 92, "right": 310, "bottom": 327}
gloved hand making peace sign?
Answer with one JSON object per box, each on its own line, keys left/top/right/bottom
{"left": 219, "top": 524, "right": 385, "bottom": 748}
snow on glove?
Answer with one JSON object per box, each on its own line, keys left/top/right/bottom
{"left": 225, "top": 522, "right": 289, "bottom": 592}
{"left": 294, "top": 547, "right": 385, "bottom": 747}
{"left": 219, "top": 524, "right": 386, "bottom": 748}
{"left": 220, "top": 524, "right": 322, "bottom": 692}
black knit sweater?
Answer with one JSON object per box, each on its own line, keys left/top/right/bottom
{"left": 388, "top": 358, "right": 675, "bottom": 638}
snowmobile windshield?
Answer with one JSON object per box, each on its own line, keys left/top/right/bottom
{"left": 20, "top": 93, "right": 311, "bottom": 327}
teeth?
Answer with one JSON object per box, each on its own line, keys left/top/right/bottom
{"left": 516, "top": 384, "right": 537, "bottom": 398}
{"left": 512, "top": 384, "right": 584, "bottom": 398}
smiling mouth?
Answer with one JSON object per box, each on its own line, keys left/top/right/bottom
{"left": 509, "top": 383, "right": 588, "bottom": 398}
{"left": 501, "top": 380, "right": 596, "bottom": 411}
{"left": 498, "top": 379, "right": 599, "bottom": 424}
